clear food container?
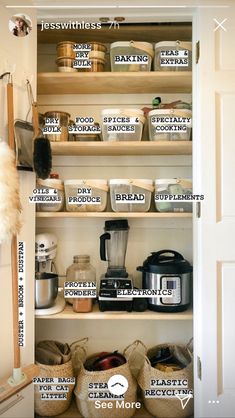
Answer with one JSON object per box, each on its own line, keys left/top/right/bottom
{"left": 101, "top": 108, "right": 145, "bottom": 141}
{"left": 36, "top": 178, "right": 64, "bottom": 212}
{"left": 110, "top": 41, "right": 154, "bottom": 71}
{"left": 64, "top": 179, "right": 108, "bottom": 212}
{"left": 154, "top": 179, "right": 192, "bottom": 212}
{"left": 43, "top": 111, "right": 70, "bottom": 142}
{"left": 148, "top": 109, "right": 192, "bottom": 141}
{"left": 109, "top": 179, "right": 153, "bottom": 212}
{"left": 154, "top": 41, "right": 192, "bottom": 71}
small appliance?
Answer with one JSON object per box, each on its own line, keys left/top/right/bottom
{"left": 98, "top": 220, "right": 133, "bottom": 312}
{"left": 35, "top": 233, "right": 59, "bottom": 310}
{"left": 137, "top": 250, "right": 192, "bottom": 312}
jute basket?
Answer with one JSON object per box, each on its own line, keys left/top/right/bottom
{"left": 138, "top": 343, "right": 193, "bottom": 418}
{"left": 34, "top": 360, "right": 75, "bottom": 416}
{"left": 72, "top": 339, "right": 138, "bottom": 418}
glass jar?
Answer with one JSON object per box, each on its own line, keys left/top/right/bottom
{"left": 65, "top": 255, "right": 96, "bottom": 312}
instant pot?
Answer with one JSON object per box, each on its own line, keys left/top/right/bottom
{"left": 137, "top": 250, "right": 192, "bottom": 312}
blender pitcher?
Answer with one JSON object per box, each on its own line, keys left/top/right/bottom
{"left": 100, "top": 220, "right": 129, "bottom": 277}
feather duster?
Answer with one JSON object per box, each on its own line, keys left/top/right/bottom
{"left": 0, "top": 141, "right": 21, "bottom": 243}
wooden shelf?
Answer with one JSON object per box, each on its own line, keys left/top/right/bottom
{"left": 36, "top": 303, "right": 193, "bottom": 320}
{"left": 36, "top": 212, "right": 192, "bottom": 219}
{"left": 38, "top": 72, "right": 192, "bottom": 95}
{"left": 50, "top": 141, "right": 192, "bottom": 156}
{"left": 36, "top": 399, "right": 154, "bottom": 418}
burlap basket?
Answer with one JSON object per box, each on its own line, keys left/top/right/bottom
{"left": 72, "top": 339, "right": 138, "bottom": 418}
{"left": 137, "top": 343, "right": 193, "bottom": 418}
{"left": 34, "top": 359, "right": 75, "bottom": 416}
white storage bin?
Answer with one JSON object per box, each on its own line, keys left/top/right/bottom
{"left": 154, "top": 41, "right": 192, "bottom": 71}
{"left": 64, "top": 180, "right": 108, "bottom": 212}
{"left": 148, "top": 109, "right": 192, "bottom": 141}
{"left": 101, "top": 108, "right": 145, "bottom": 141}
{"left": 110, "top": 41, "right": 154, "bottom": 72}
{"left": 154, "top": 179, "right": 192, "bottom": 212}
{"left": 110, "top": 179, "right": 153, "bottom": 212}
{"left": 36, "top": 178, "right": 64, "bottom": 212}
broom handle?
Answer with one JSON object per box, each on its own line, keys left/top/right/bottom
{"left": 32, "top": 101, "right": 39, "bottom": 138}
{"left": 7, "top": 81, "right": 21, "bottom": 370}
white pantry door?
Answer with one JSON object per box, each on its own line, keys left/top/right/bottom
{"left": 194, "top": 2, "right": 235, "bottom": 417}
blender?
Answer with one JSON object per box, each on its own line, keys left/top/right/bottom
{"left": 98, "top": 220, "right": 133, "bottom": 311}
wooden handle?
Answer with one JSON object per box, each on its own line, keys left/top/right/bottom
{"left": 32, "top": 101, "right": 39, "bottom": 138}
{"left": 7, "top": 82, "right": 15, "bottom": 152}
{"left": 7, "top": 80, "right": 21, "bottom": 369}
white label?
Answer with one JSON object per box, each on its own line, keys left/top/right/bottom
{"left": 114, "top": 55, "right": 149, "bottom": 64}
{"left": 73, "top": 60, "right": 91, "bottom": 68}
{"left": 116, "top": 289, "right": 173, "bottom": 298}
{"left": 75, "top": 51, "right": 90, "bottom": 59}
{"left": 160, "top": 50, "right": 189, "bottom": 58}
{"left": 39, "top": 385, "right": 69, "bottom": 393}
{"left": 32, "top": 188, "right": 58, "bottom": 195}
{"left": 89, "top": 392, "right": 124, "bottom": 400}
{"left": 44, "top": 118, "right": 60, "bottom": 126}
{"left": 107, "top": 125, "right": 135, "bottom": 132}
{"left": 151, "top": 116, "right": 191, "bottom": 125}
{"left": 150, "top": 379, "right": 188, "bottom": 388}
{"left": 155, "top": 125, "right": 187, "bottom": 133}
{"left": 160, "top": 58, "right": 188, "bottom": 67}
{"left": 73, "top": 43, "right": 92, "bottom": 51}
{"left": 145, "top": 389, "right": 193, "bottom": 399}
{"left": 18, "top": 241, "right": 25, "bottom": 347}
{"left": 64, "top": 281, "right": 96, "bottom": 289}
{"left": 33, "top": 377, "right": 75, "bottom": 384}
{"left": 68, "top": 196, "right": 101, "bottom": 204}
{"left": 64, "top": 289, "right": 97, "bottom": 298}
{"left": 75, "top": 117, "right": 95, "bottom": 125}
{"left": 43, "top": 126, "right": 61, "bottom": 134}
{"left": 77, "top": 187, "right": 92, "bottom": 196}
{"left": 115, "top": 193, "right": 145, "bottom": 203}
{"left": 155, "top": 194, "right": 204, "bottom": 202}
{"left": 69, "top": 125, "right": 101, "bottom": 134}
{"left": 40, "top": 393, "right": 67, "bottom": 400}
{"left": 103, "top": 117, "right": 139, "bottom": 125}
{"left": 29, "top": 196, "right": 62, "bottom": 203}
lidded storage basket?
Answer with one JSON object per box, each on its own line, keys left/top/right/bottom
{"left": 64, "top": 179, "right": 108, "bottom": 212}
{"left": 154, "top": 41, "right": 192, "bottom": 71}
{"left": 109, "top": 179, "right": 153, "bottom": 212}
{"left": 148, "top": 109, "right": 192, "bottom": 141}
{"left": 36, "top": 178, "right": 64, "bottom": 212}
{"left": 154, "top": 178, "right": 192, "bottom": 213}
{"left": 110, "top": 41, "right": 154, "bottom": 71}
{"left": 101, "top": 108, "right": 145, "bottom": 141}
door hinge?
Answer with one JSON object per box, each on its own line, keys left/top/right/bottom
{"left": 196, "top": 41, "right": 200, "bottom": 64}
{"left": 197, "top": 356, "right": 202, "bottom": 380}
{"left": 196, "top": 201, "right": 201, "bottom": 218}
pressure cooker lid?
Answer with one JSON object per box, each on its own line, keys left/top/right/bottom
{"left": 138, "top": 250, "right": 192, "bottom": 274}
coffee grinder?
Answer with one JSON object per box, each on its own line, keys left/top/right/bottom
{"left": 98, "top": 220, "right": 133, "bottom": 311}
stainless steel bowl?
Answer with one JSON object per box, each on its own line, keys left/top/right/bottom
{"left": 35, "top": 273, "right": 58, "bottom": 309}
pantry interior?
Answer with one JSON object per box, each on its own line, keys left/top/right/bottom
{"left": 35, "top": 19, "right": 193, "bottom": 417}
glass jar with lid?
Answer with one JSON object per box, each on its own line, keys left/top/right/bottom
{"left": 65, "top": 255, "right": 96, "bottom": 312}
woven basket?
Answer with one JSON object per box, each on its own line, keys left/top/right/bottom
{"left": 72, "top": 340, "right": 137, "bottom": 418}
{"left": 34, "top": 360, "right": 75, "bottom": 416}
{"left": 138, "top": 343, "right": 193, "bottom": 418}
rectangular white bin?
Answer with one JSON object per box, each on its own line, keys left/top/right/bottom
{"left": 110, "top": 41, "right": 154, "bottom": 72}
{"left": 155, "top": 179, "right": 192, "bottom": 212}
{"left": 101, "top": 108, "right": 145, "bottom": 141}
{"left": 148, "top": 109, "right": 192, "bottom": 141}
{"left": 110, "top": 179, "right": 153, "bottom": 212}
{"left": 64, "top": 179, "right": 108, "bottom": 212}
{"left": 154, "top": 41, "right": 192, "bottom": 71}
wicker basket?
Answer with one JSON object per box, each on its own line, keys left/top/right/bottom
{"left": 72, "top": 339, "right": 138, "bottom": 418}
{"left": 34, "top": 360, "right": 75, "bottom": 416}
{"left": 138, "top": 343, "right": 193, "bottom": 418}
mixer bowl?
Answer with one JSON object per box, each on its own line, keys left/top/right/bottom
{"left": 35, "top": 273, "right": 58, "bottom": 309}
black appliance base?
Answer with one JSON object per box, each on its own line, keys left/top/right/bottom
{"left": 148, "top": 303, "right": 190, "bottom": 313}
{"left": 98, "top": 300, "right": 132, "bottom": 312}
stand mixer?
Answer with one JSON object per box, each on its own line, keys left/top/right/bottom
{"left": 98, "top": 220, "right": 133, "bottom": 312}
